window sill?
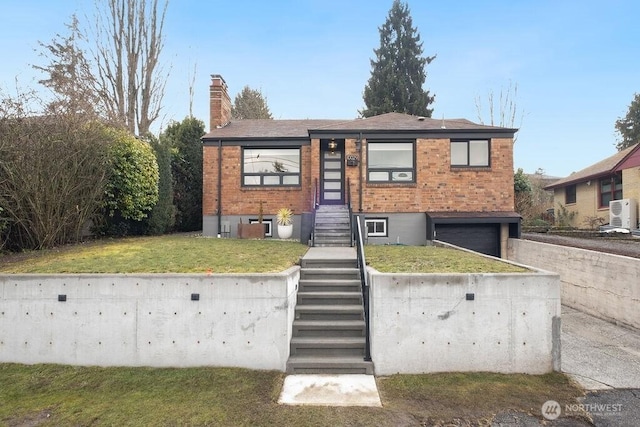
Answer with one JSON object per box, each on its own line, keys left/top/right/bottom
{"left": 366, "top": 182, "right": 417, "bottom": 188}
{"left": 241, "top": 186, "right": 301, "bottom": 191}
{"left": 450, "top": 166, "right": 492, "bottom": 171}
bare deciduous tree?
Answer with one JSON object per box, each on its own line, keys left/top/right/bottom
{"left": 475, "top": 80, "right": 523, "bottom": 141}
{"left": 35, "top": 0, "right": 169, "bottom": 135}
{"left": 92, "top": 0, "right": 169, "bottom": 135}
{"left": 34, "top": 15, "right": 99, "bottom": 116}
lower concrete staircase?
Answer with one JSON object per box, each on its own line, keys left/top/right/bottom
{"left": 286, "top": 251, "right": 373, "bottom": 374}
{"left": 313, "top": 205, "right": 351, "bottom": 247}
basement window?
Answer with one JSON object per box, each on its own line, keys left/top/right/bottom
{"left": 365, "top": 218, "right": 388, "bottom": 237}
{"left": 249, "top": 219, "right": 272, "bottom": 237}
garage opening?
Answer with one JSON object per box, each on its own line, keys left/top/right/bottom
{"left": 426, "top": 212, "right": 521, "bottom": 258}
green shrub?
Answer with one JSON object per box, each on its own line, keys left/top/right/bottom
{"left": 103, "top": 128, "right": 159, "bottom": 221}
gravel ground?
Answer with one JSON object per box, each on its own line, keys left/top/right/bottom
{"left": 522, "top": 233, "right": 640, "bottom": 259}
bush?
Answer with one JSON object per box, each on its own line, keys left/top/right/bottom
{"left": 163, "top": 117, "right": 205, "bottom": 231}
{"left": 103, "top": 128, "right": 159, "bottom": 221}
{"left": 0, "top": 93, "right": 111, "bottom": 249}
{"left": 145, "top": 134, "right": 175, "bottom": 235}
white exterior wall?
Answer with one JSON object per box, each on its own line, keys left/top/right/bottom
{"left": 369, "top": 269, "right": 561, "bottom": 375}
{"left": 508, "top": 238, "right": 640, "bottom": 330}
{"left": 0, "top": 269, "right": 299, "bottom": 370}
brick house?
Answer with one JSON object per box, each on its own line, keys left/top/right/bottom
{"left": 545, "top": 143, "right": 640, "bottom": 228}
{"left": 202, "top": 75, "right": 521, "bottom": 257}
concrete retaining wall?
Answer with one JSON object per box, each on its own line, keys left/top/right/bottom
{"left": 369, "top": 268, "right": 561, "bottom": 375}
{"left": 0, "top": 269, "right": 299, "bottom": 370}
{"left": 508, "top": 238, "right": 640, "bottom": 330}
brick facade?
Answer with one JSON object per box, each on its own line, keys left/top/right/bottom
{"left": 202, "top": 74, "right": 517, "bottom": 227}
{"left": 203, "top": 137, "right": 515, "bottom": 217}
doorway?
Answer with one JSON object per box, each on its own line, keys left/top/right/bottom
{"left": 320, "top": 139, "right": 344, "bottom": 205}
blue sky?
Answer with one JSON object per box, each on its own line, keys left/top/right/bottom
{"left": 1, "top": 0, "right": 639, "bottom": 178}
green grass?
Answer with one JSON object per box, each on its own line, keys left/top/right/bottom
{"left": 365, "top": 245, "right": 529, "bottom": 273}
{"left": 0, "top": 234, "right": 309, "bottom": 274}
{"left": 0, "top": 364, "right": 585, "bottom": 426}
{"left": 0, "top": 235, "right": 529, "bottom": 274}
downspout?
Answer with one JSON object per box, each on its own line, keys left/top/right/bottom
{"left": 216, "top": 139, "right": 222, "bottom": 237}
{"left": 358, "top": 132, "right": 363, "bottom": 212}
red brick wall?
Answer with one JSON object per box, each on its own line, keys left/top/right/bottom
{"left": 354, "top": 137, "right": 515, "bottom": 212}
{"left": 203, "top": 137, "right": 515, "bottom": 217}
{"left": 209, "top": 75, "right": 231, "bottom": 131}
{"left": 203, "top": 145, "right": 312, "bottom": 217}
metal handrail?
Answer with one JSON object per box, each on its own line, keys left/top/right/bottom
{"left": 354, "top": 215, "right": 371, "bottom": 362}
{"left": 346, "top": 177, "right": 353, "bottom": 247}
{"left": 311, "top": 178, "right": 318, "bottom": 246}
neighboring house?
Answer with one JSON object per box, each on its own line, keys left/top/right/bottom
{"left": 545, "top": 143, "right": 640, "bottom": 228}
{"left": 202, "top": 75, "right": 520, "bottom": 257}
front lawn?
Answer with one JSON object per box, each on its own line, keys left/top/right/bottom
{"left": 0, "top": 364, "right": 585, "bottom": 426}
{"left": 0, "top": 234, "right": 309, "bottom": 274}
{"left": 0, "top": 235, "right": 529, "bottom": 274}
{"left": 365, "top": 245, "right": 529, "bottom": 273}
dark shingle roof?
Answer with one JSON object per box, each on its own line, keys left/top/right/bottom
{"left": 202, "top": 112, "right": 516, "bottom": 140}
{"left": 545, "top": 143, "right": 640, "bottom": 189}
{"left": 311, "top": 112, "right": 514, "bottom": 132}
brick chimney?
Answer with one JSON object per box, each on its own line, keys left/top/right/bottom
{"left": 209, "top": 74, "right": 231, "bottom": 130}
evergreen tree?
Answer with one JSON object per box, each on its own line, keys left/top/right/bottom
{"left": 361, "top": 0, "right": 436, "bottom": 118}
{"left": 231, "top": 86, "right": 273, "bottom": 119}
{"left": 615, "top": 93, "right": 640, "bottom": 151}
{"left": 163, "top": 117, "right": 205, "bottom": 231}
{"left": 145, "top": 133, "right": 175, "bottom": 235}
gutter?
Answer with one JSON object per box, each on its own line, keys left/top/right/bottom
{"left": 217, "top": 139, "right": 222, "bottom": 237}
{"left": 358, "top": 132, "right": 363, "bottom": 212}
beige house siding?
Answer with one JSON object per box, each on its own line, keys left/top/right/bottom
{"left": 553, "top": 167, "right": 640, "bottom": 228}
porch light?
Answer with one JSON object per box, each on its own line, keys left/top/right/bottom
{"left": 329, "top": 138, "right": 337, "bottom": 153}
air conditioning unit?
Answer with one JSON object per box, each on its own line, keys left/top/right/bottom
{"left": 609, "top": 198, "right": 638, "bottom": 229}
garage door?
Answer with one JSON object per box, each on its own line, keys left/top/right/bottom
{"left": 434, "top": 224, "right": 500, "bottom": 257}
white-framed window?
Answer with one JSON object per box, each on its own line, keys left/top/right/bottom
{"left": 451, "top": 139, "right": 490, "bottom": 167}
{"left": 367, "top": 141, "right": 415, "bottom": 182}
{"left": 249, "top": 219, "right": 272, "bottom": 237}
{"left": 365, "top": 218, "right": 387, "bottom": 237}
{"left": 243, "top": 147, "right": 301, "bottom": 186}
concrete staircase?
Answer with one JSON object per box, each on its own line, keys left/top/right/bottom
{"left": 313, "top": 205, "right": 351, "bottom": 247}
{"left": 286, "top": 254, "right": 373, "bottom": 374}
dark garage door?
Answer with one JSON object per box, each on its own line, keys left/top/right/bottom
{"left": 434, "top": 224, "right": 500, "bottom": 257}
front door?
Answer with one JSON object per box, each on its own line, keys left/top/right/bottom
{"left": 320, "top": 139, "right": 344, "bottom": 205}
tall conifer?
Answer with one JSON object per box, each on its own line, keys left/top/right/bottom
{"left": 361, "top": 0, "right": 435, "bottom": 118}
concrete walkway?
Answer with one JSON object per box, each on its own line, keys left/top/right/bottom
{"left": 278, "top": 374, "right": 381, "bottom": 407}
{"left": 562, "top": 305, "right": 640, "bottom": 390}
{"left": 302, "top": 246, "right": 357, "bottom": 261}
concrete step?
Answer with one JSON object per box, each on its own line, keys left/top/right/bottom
{"left": 295, "top": 304, "right": 363, "bottom": 321}
{"left": 300, "top": 258, "right": 357, "bottom": 269}
{"left": 314, "top": 226, "right": 350, "bottom": 233}
{"left": 290, "top": 337, "right": 365, "bottom": 357}
{"left": 286, "top": 356, "right": 374, "bottom": 374}
{"left": 292, "top": 320, "right": 365, "bottom": 337}
{"left": 314, "top": 242, "right": 352, "bottom": 247}
{"left": 314, "top": 237, "right": 351, "bottom": 248}
{"left": 299, "top": 279, "right": 361, "bottom": 292}
{"left": 300, "top": 268, "right": 360, "bottom": 281}
{"left": 297, "top": 291, "right": 362, "bottom": 306}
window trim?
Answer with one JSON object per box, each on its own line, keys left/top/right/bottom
{"left": 364, "top": 217, "right": 388, "bottom": 237}
{"left": 242, "top": 147, "right": 301, "bottom": 187}
{"left": 450, "top": 139, "right": 491, "bottom": 168}
{"left": 598, "top": 173, "right": 623, "bottom": 208}
{"left": 366, "top": 140, "right": 416, "bottom": 183}
{"left": 565, "top": 184, "right": 577, "bottom": 204}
